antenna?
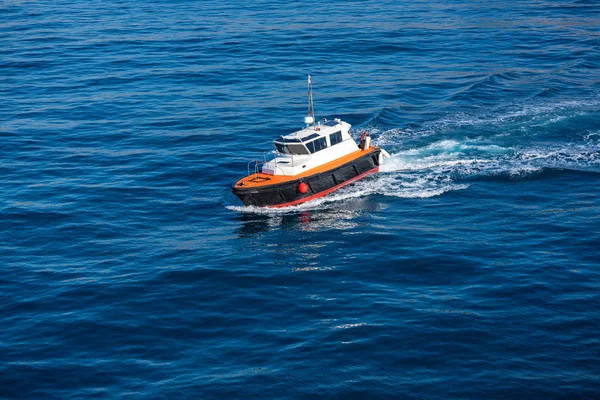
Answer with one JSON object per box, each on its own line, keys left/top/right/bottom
{"left": 304, "top": 74, "right": 315, "bottom": 128}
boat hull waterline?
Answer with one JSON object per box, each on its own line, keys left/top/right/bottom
{"left": 232, "top": 148, "right": 381, "bottom": 208}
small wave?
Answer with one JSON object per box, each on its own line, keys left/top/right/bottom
{"left": 365, "top": 97, "right": 600, "bottom": 140}
{"left": 333, "top": 322, "right": 370, "bottom": 330}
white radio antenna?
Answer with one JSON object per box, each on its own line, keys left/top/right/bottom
{"left": 304, "top": 75, "right": 315, "bottom": 128}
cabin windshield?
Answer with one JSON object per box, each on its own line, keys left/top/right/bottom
{"left": 273, "top": 141, "right": 310, "bottom": 155}
{"left": 274, "top": 142, "right": 288, "bottom": 154}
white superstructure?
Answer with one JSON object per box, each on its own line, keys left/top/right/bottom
{"left": 261, "top": 118, "right": 360, "bottom": 176}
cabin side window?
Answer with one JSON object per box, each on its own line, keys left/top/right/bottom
{"left": 314, "top": 137, "right": 327, "bottom": 152}
{"left": 306, "top": 136, "right": 327, "bottom": 153}
{"left": 329, "top": 131, "right": 342, "bottom": 146}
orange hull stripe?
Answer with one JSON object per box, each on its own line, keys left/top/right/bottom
{"left": 267, "top": 166, "right": 379, "bottom": 208}
{"left": 235, "top": 147, "right": 378, "bottom": 188}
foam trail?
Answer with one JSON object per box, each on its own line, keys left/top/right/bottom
{"left": 228, "top": 138, "right": 600, "bottom": 214}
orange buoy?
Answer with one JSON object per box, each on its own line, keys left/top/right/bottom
{"left": 298, "top": 182, "right": 309, "bottom": 194}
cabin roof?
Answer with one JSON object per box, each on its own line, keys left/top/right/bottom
{"left": 277, "top": 119, "right": 343, "bottom": 143}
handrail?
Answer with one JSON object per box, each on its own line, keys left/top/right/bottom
{"left": 247, "top": 160, "right": 264, "bottom": 177}
{"left": 246, "top": 152, "right": 281, "bottom": 177}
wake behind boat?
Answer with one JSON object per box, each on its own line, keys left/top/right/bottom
{"left": 232, "top": 76, "right": 389, "bottom": 208}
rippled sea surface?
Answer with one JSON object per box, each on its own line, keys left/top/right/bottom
{"left": 2, "top": 0, "right": 600, "bottom": 398}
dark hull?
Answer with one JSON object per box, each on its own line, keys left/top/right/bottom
{"left": 232, "top": 149, "right": 381, "bottom": 207}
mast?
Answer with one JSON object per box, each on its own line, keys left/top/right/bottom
{"left": 304, "top": 74, "right": 315, "bottom": 128}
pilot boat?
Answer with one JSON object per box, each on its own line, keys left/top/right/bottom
{"left": 232, "top": 76, "right": 389, "bottom": 208}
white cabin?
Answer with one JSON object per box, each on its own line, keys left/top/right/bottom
{"left": 262, "top": 118, "right": 359, "bottom": 176}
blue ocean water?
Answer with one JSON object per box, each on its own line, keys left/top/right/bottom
{"left": 2, "top": 0, "right": 600, "bottom": 398}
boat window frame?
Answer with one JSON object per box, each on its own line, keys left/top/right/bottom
{"left": 273, "top": 140, "right": 310, "bottom": 155}
{"left": 273, "top": 142, "right": 289, "bottom": 154}
{"left": 329, "top": 130, "right": 343, "bottom": 146}
{"left": 313, "top": 136, "right": 328, "bottom": 152}
{"left": 305, "top": 136, "right": 328, "bottom": 154}
{"left": 301, "top": 133, "right": 320, "bottom": 142}
{"left": 277, "top": 136, "right": 302, "bottom": 143}
{"left": 286, "top": 143, "right": 311, "bottom": 155}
